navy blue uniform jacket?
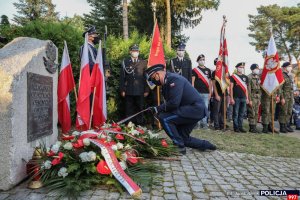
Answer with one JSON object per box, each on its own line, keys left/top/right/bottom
{"left": 158, "top": 72, "right": 207, "bottom": 120}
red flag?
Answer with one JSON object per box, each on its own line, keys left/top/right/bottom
{"left": 90, "top": 41, "right": 107, "bottom": 128}
{"left": 76, "top": 33, "right": 91, "bottom": 130}
{"left": 57, "top": 41, "right": 75, "bottom": 133}
{"left": 147, "top": 21, "right": 166, "bottom": 68}
{"left": 215, "top": 18, "right": 230, "bottom": 93}
{"left": 260, "top": 34, "right": 284, "bottom": 95}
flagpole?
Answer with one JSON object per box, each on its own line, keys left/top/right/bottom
{"left": 157, "top": 86, "right": 161, "bottom": 129}
{"left": 89, "top": 87, "right": 96, "bottom": 129}
{"left": 271, "top": 94, "right": 274, "bottom": 135}
{"left": 74, "top": 87, "right": 78, "bottom": 102}
{"left": 224, "top": 92, "right": 226, "bottom": 130}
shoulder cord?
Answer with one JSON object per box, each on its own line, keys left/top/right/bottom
{"left": 122, "top": 60, "right": 135, "bottom": 75}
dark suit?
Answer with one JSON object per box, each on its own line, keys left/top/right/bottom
{"left": 169, "top": 57, "right": 192, "bottom": 83}
{"left": 157, "top": 72, "right": 215, "bottom": 150}
{"left": 120, "top": 58, "right": 149, "bottom": 124}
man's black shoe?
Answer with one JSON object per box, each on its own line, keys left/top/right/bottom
{"left": 239, "top": 128, "right": 247, "bottom": 133}
{"left": 208, "top": 144, "right": 217, "bottom": 151}
{"left": 234, "top": 129, "right": 240, "bottom": 133}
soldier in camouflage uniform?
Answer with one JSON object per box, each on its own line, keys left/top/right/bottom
{"left": 247, "top": 64, "right": 261, "bottom": 133}
{"left": 278, "top": 62, "right": 294, "bottom": 133}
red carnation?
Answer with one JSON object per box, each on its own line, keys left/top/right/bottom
{"left": 111, "top": 122, "right": 119, "bottom": 128}
{"left": 126, "top": 151, "right": 138, "bottom": 164}
{"left": 136, "top": 128, "right": 145, "bottom": 134}
{"left": 161, "top": 139, "right": 168, "bottom": 147}
{"left": 61, "top": 135, "right": 75, "bottom": 141}
{"left": 115, "top": 134, "right": 124, "bottom": 140}
{"left": 47, "top": 150, "right": 55, "bottom": 157}
{"left": 72, "top": 139, "right": 84, "bottom": 148}
{"left": 51, "top": 152, "right": 64, "bottom": 166}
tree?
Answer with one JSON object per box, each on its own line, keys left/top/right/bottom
{"left": 248, "top": 4, "right": 300, "bottom": 63}
{"left": 83, "top": 0, "right": 122, "bottom": 37}
{"left": 1, "top": 15, "right": 10, "bottom": 26}
{"left": 165, "top": 0, "right": 171, "bottom": 50}
{"left": 13, "top": 0, "right": 58, "bottom": 25}
{"left": 122, "top": 0, "right": 129, "bottom": 39}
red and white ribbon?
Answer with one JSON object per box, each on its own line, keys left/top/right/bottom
{"left": 193, "top": 67, "right": 209, "bottom": 88}
{"left": 231, "top": 74, "right": 247, "bottom": 95}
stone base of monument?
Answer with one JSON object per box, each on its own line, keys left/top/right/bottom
{"left": 0, "top": 37, "right": 58, "bottom": 190}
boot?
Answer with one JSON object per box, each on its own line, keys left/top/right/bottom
{"left": 286, "top": 124, "right": 294, "bottom": 132}
{"left": 253, "top": 126, "right": 261, "bottom": 133}
{"left": 262, "top": 124, "right": 269, "bottom": 133}
{"left": 279, "top": 123, "right": 287, "bottom": 133}
{"left": 239, "top": 127, "right": 247, "bottom": 133}
{"left": 249, "top": 125, "right": 256, "bottom": 133}
{"left": 268, "top": 124, "right": 279, "bottom": 133}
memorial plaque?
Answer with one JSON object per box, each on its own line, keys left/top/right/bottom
{"left": 27, "top": 72, "right": 53, "bottom": 142}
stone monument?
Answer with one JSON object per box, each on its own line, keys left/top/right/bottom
{"left": 0, "top": 37, "right": 59, "bottom": 190}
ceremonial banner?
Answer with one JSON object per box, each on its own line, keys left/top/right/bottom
{"left": 57, "top": 41, "right": 75, "bottom": 133}
{"left": 76, "top": 33, "right": 91, "bottom": 130}
{"left": 260, "top": 35, "right": 284, "bottom": 95}
{"left": 90, "top": 40, "right": 107, "bottom": 128}
{"left": 215, "top": 18, "right": 230, "bottom": 93}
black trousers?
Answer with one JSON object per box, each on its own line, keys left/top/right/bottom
{"left": 125, "top": 95, "right": 144, "bottom": 125}
{"left": 213, "top": 96, "right": 225, "bottom": 129}
{"left": 158, "top": 112, "right": 214, "bottom": 150}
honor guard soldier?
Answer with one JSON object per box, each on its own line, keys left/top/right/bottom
{"left": 278, "top": 62, "right": 294, "bottom": 133}
{"left": 192, "top": 54, "right": 212, "bottom": 129}
{"left": 120, "top": 44, "right": 149, "bottom": 125}
{"left": 230, "top": 62, "right": 249, "bottom": 133}
{"left": 145, "top": 64, "right": 217, "bottom": 154}
{"left": 80, "top": 26, "right": 99, "bottom": 73}
{"left": 247, "top": 64, "right": 261, "bottom": 133}
{"left": 169, "top": 42, "right": 192, "bottom": 83}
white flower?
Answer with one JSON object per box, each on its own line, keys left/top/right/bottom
{"left": 106, "top": 136, "right": 112, "bottom": 142}
{"left": 127, "top": 121, "right": 135, "bottom": 128}
{"left": 46, "top": 147, "right": 50, "bottom": 153}
{"left": 51, "top": 144, "right": 60, "bottom": 154}
{"left": 55, "top": 141, "right": 62, "bottom": 147}
{"left": 124, "top": 144, "right": 131, "bottom": 150}
{"left": 130, "top": 129, "right": 140, "bottom": 136}
{"left": 119, "top": 161, "right": 127, "bottom": 170}
{"left": 148, "top": 130, "right": 159, "bottom": 139}
{"left": 99, "top": 134, "right": 107, "bottom": 139}
{"left": 111, "top": 145, "right": 118, "bottom": 151}
{"left": 63, "top": 142, "right": 73, "bottom": 150}
{"left": 79, "top": 151, "right": 96, "bottom": 162}
{"left": 137, "top": 125, "right": 146, "bottom": 131}
{"left": 116, "top": 142, "right": 124, "bottom": 150}
{"left": 43, "top": 160, "right": 52, "bottom": 169}
{"left": 102, "top": 123, "right": 110, "bottom": 128}
{"left": 88, "top": 151, "right": 96, "bottom": 161}
{"left": 83, "top": 138, "right": 90, "bottom": 146}
{"left": 121, "top": 153, "right": 127, "bottom": 161}
{"left": 72, "top": 131, "right": 80, "bottom": 136}
{"left": 58, "top": 167, "right": 68, "bottom": 178}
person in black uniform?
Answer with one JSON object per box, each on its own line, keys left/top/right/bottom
{"left": 230, "top": 62, "right": 249, "bottom": 132}
{"left": 169, "top": 42, "right": 192, "bottom": 83}
{"left": 145, "top": 64, "right": 217, "bottom": 154}
{"left": 120, "top": 44, "right": 149, "bottom": 125}
{"left": 192, "top": 54, "right": 212, "bottom": 129}
{"left": 80, "top": 26, "right": 99, "bottom": 74}
{"left": 212, "top": 58, "right": 227, "bottom": 130}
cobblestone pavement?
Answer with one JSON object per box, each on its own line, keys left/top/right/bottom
{"left": 0, "top": 150, "right": 299, "bottom": 200}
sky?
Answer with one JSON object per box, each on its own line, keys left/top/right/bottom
{"left": 1, "top": 0, "right": 298, "bottom": 74}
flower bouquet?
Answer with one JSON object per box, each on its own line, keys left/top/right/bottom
{"left": 33, "top": 122, "right": 177, "bottom": 199}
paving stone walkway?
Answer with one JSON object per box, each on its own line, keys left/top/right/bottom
{"left": 0, "top": 149, "right": 299, "bottom": 200}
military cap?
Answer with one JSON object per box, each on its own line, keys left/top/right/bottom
{"left": 281, "top": 62, "right": 291, "bottom": 68}
{"left": 250, "top": 64, "right": 259, "bottom": 70}
{"left": 177, "top": 42, "right": 186, "bottom": 50}
{"left": 130, "top": 44, "right": 139, "bottom": 51}
{"left": 82, "top": 26, "right": 98, "bottom": 37}
{"left": 235, "top": 62, "right": 245, "bottom": 68}
{"left": 196, "top": 54, "right": 205, "bottom": 62}
{"left": 145, "top": 64, "right": 164, "bottom": 81}
{"left": 214, "top": 58, "right": 218, "bottom": 65}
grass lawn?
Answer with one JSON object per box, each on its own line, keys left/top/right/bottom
{"left": 192, "top": 128, "right": 300, "bottom": 158}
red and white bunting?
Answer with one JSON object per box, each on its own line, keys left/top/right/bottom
{"left": 231, "top": 74, "right": 247, "bottom": 95}
{"left": 193, "top": 67, "right": 209, "bottom": 88}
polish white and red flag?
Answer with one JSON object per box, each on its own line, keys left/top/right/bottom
{"left": 260, "top": 34, "right": 284, "bottom": 95}
{"left": 215, "top": 17, "right": 230, "bottom": 93}
{"left": 76, "top": 33, "right": 91, "bottom": 130}
{"left": 57, "top": 41, "right": 75, "bottom": 133}
{"left": 90, "top": 40, "right": 107, "bottom": 128}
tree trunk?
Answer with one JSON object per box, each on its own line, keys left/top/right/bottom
{"left": 165, "top": 0, "right": 171, "bottom": 50}
{"left": 122, "top": 0, "right": 128, "bottom": 40}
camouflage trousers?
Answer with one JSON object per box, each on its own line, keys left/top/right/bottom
{"left": 278, "top": 97, "right": 293, "bottom": 124}
{"left": 247, "top": 97, "right": 260, "bottom": 126}
{"left": 261, "top": 93, "right": 276, "bottom": 125}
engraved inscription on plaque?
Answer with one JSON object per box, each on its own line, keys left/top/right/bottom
{"left": 27, "top": 72, "right": 53, "bottom": 142}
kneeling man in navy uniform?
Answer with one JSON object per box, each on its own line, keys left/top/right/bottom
{"left": 145, "top": 64, "right": 217, "bottom": 154}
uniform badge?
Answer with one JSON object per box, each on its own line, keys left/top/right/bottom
{"left": 205, "top": 71, "right": 208, "bottom": 74}
{"left": 170, "top": 83, "right": 175, "bottom": 87}
{"left": 243, "top": 78, "right": 246, "bottom": 81}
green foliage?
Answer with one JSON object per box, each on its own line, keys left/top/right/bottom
{"left": 248, "top": 4, "right": 300, "bottom": 61}
{"left": 106, "top": 31, "right": 176, "bottom": 121}
{"left": 0, "top": 15, "right": 10, "bottom": 26}
{"left": 13, "top": 0, "right": 59, "bottom": 25}
{"left": 83, "top": 0, "right": 122, "bottom": 36}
